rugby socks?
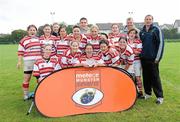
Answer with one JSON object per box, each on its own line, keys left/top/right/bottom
{"left": 22, "top": 82, "right": 29, "bottom": 100}
{"left": 137, "top": 79, "right": 143, "bottom": 94}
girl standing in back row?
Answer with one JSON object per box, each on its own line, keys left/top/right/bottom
{"left": 39, "top": 24, "right": 58, "bottom": 57}
{"left": 55, "top": 25, "right": 70, "bottom": 57}
{"left": 68, "top": 25, "right": 87, "bottom": 52}
{"left": 86, "top": 25, "right": 101, "bottom": 54}
{"left": 128, "top": 28, "right": 143, "bottom": 98}
{"left": 17, "top": 25, "right": 41, "bottom": 100}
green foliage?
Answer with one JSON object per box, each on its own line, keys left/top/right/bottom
{"left": 11, "top": 29, "right": 27, "bottom": 43}
{"left": 59, "top": 22, "right": 73, "bottom": 34}
{"left": 1, "top": 23, "right": 180, "bottom": 45}
{"left": 88, "top": 24, "right": 93, "bottom": 28}
{"left": 0, "top": 29, "right": 27, "bottom": 44}
{"left": 37, "top": 26, "right": 44, "bottom": 37}
{"left": 37, "top": 22, "right": 73, "bottom": 36}
{"left": 66, "top": 25, "right": 73, "bottom": 34}
{"left": 0, "top": 34, "right": 12, "bottom": 44}
{"left": 162, "top": 28, "right": 180, "bottom": 39}
{"left": 59, "top": 21, "right": 67, "bottom": 27}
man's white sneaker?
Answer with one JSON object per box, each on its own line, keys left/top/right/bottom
{"left": 144, "top": 94, "right": 152, "bottom": 100}
{"left": 156, "top": 97, "right": 164, "bottom": 104}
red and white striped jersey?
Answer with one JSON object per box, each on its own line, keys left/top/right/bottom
{"left": 116, "top": 45, "right": 134, "bottom": 73}
{"left": 86, "top": 35, "right": 101, "bottom": 54}
{"left": 18, "top": 36, "right": 41, "bottom": 60}
{"left": 107, "top": 39, "right": 115, "bottom": 47}
{"left": 60, "top": 49, "right": 82, "bottom": 67}
{"left": 117, "top": 45, "right": 134, "bottom": 65}
{"left": 55, "top": 35, "right": 70, "bottom": 57}
{"left": 80, "top": 54, "right": 104, "bottom": 67}
{"left": 33, "top": 57, "right": 61, "bottom": 79}
{"left": 108, "top": 33, "right": 127, "bottom": 48}
{"left": 127, "top": 39, "right": 142, "bottom": 61}
{"left": 98, "top": 48, "right": 120, "bottom": 66}
{"left": 68, "top": 34, "right": 87, "bottom": 52}
{"left": 39, "top": 35, "right": 58, "bottom": 56}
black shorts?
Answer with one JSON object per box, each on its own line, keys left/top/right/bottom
{"left": 24, "top": 71, "right": 33, "bottom": 74}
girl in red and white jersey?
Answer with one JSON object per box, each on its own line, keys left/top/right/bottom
{"left": 128, "top": 28, "right": 143, "bottom": 97}
{"left": 108, "top": 23, "right": 127, "bottom": 48}
{"left": 33, "top": 44, "right": 61, "bottom": 83}
{"left": 98, "top": 40, "right": 119, "bottom": 66}
{"left": 55, "top": 25, "right": 70, "bottom": 57}
{"left": 60, "top": 41, "right": 82, "bottom": 68}
{"left": 39, "top": 24, "right": 58, "bottom": 57}
{"left": 127, "top": 29, "right": 142, "bottom": 61}
{"left": 80, "top": 43, "right": 105, "bottom": 67}
{"left": 68, "top": 25, "right": 87, "bottom": 52}
{"left": 99, "top": 32, "right": 113, "bottom": 47}
{"left": 52, "top": 22, "right": 60, "bottom": 37}
{"left": 116, "top": 36, "right": 134, "bottom": 74}
{"left": 17, "top": 25, "right": 41, "bottom": 100}
{"left": 86, "top": 25, "right": 101, "bottom": 54}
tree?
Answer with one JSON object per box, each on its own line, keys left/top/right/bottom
{"left": 0, "top": 34, "right": 12, "bottom": 44}
{"left": 66, "top": 25, "right": 73, "bottom": 34}
{"left": 162, "top": 28, "right": 180, "bottom": 39}
{"left": 59, "top": 21, "right": 67, "bottom": 27}
{"left": 11, "top": 29, "right": 27, "bottom": 43}
{"left": 37, "top": 26, "right": 44, "bottom": 37}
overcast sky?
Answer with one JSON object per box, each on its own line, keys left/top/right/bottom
{"left": 0, "top": 0, "right": 180, "bottom": 33}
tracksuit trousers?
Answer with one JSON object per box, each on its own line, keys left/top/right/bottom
{"left": 141, "top": 58, "right": 163, "bottom": 98}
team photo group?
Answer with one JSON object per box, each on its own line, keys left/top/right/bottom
{"left": 17, "top": 14, "right": 164, "bottom": 105}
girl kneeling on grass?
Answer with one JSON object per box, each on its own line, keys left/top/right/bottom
{"left": 98, "top": 40, "right": 120, "bottom": 66}
{"left": 17, "top": 25, "right": 41, "bottom": 100}
{"left": 60, "top": 41, "right": 82, "bottom": 68}
{"left": 80, "top": 43, "right": 105, "bottom": 67}
{"left": 33, "top": 44, "right": 61, "bottom": 83}
{"left": 116, "top": 36, "right": 134, "bottom": 75}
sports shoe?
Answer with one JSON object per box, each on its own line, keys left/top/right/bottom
{"left": 144, "top": 94, "right": 152, "bottom": 100}
{"left": 156, "top": 97, "right": 164, "bottom": 104}
{"left": 23, "top": 91, "right": 29, "bottom": 101}
{"left": 137, "top": 93, "right": 144, "bottom": 99}
{"left": 24, "top": 95, "right": 29, "bottom": 101}
{"left": 28, "top": 92, "right": 34, "bottom": 99}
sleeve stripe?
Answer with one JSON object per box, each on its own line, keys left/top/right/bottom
{"left": 155, "top": 26, "right": 164, "bottom": 61}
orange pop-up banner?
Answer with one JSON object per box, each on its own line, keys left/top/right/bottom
{"left": 34, "top": 67, "right": 137, "bottom": 117}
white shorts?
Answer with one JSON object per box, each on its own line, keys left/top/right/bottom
{"left": 24, "top": 59, "right": 36, "bottom": 71}
{"left": 134, "top": 60, "right": 142, "bottom": 76}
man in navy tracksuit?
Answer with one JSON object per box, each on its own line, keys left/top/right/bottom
{"left": 139, "top": 15, "right": 164, "bottom": 104}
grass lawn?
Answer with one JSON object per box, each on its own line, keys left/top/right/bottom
{"left": 0, "top": 42, "right": 179, "bottom": 122}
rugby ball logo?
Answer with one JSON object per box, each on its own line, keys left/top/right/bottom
{"left": 72, "top": 88, "right": 103, "bottom": 106}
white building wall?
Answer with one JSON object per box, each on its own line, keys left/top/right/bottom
{"left": 178, "top": 27, "right": 180, "bottom": 33}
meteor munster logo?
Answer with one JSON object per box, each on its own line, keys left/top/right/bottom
{"left": 73, "top": 69, "right": 103, "bottom": 109}
{"left": 72, "top": 88, "right": 103, "bottom": 106}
